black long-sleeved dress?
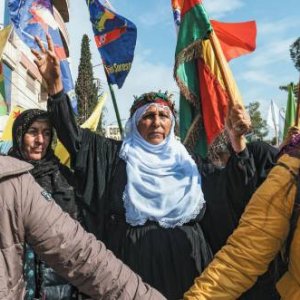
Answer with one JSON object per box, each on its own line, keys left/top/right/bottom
{"left": 48, "top": 92, "right": 212, "bottom": 300}
{"left": 200, "top": 142, "right": 281, "bottom": 299}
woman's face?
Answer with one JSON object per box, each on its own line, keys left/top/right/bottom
{"left": 22, "top": 119, "right": 52, "bottom": 160}
{"left": 137, "top": 105, "right": 172, "bottom": 144}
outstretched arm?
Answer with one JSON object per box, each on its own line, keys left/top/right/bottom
{"left": 22, "top": 173, "right": 165, "bottom": 299}
{"left": 184, "top": 154, "right": 300, "bottom": 299}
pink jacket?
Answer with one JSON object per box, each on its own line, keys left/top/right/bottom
{"left": 0, "top": 156, "right": 164, "bottom": 300}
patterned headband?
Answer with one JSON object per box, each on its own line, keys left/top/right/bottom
{"left": 130, "top": 91, "right": 176, "bottom": 117}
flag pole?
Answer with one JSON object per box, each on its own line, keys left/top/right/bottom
{"left": 101, "top": 66, "right": 123, "bottom": 136}
{"left": 295, "top": 76, "right": 300, "bottom": 127}
{"left": 108, "top": 82, "right": 123, "bottom": 136}
{"left": 208, "top": 30, "right": 242, "bottom": 108}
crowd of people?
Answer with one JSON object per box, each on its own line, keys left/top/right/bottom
{"left": 0, "top": 34, "right": 299, "bottom": 300}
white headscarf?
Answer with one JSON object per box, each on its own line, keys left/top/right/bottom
{"left": 119, "top": 103, "right": 205, "bottom": 228}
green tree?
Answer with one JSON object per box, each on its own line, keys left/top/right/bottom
{"left": 279, "top": 38, "right": 300, "bottom": 98}
{"left": 290, "top": 37, "right": 300, "bottom": 72}
{"left": 75, "top": 34, "right": 105, "bottom": 134}
{"left": 279, "top": 83, "right": 298, "bottom": 99}
{"left": 245, "top": 101, "right": 268, "bottom": 140}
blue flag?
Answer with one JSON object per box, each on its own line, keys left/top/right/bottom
{"left": 87, "top": 0, "right": 137, "bottom": 88}
{"left": 8, "top": 0, "right": 77, "bottom": 113}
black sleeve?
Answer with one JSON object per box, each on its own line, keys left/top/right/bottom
{"left": 48, "top": 92, "right": 122, "bottom": 239}
{"left": 47, "top": 91, "right": 82, "bottom": 161}
{"left": 246, "top": 141, "right": 278, "bottom": 186}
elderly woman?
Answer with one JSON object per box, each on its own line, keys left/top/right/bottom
{"left": 32, "top": 35, "right": 212, "bottom": 299}
{"left": 8, "top": 109, "right": 79, "bottom": 299}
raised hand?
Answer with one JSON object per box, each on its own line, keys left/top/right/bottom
{"left": 31, "top": 34, "right": 63, "bottom": 95}
{"left": 226, "top": 104, "right": 252, "bottom": 153}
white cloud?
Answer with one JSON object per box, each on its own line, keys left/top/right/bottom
{"left": 239, "top": 70, "right": 275, "bottom": 86}
{"left": 137, "top": 3, "right": 173, "bottom": 27}
{"left": 248, "top": 37, "right": 295, "bottom": 68}
{"left": 204, "top": 0, "right": 244, "bottom": 18}
{"left": 258, "top": 17, "right": 300, "bottom": 37}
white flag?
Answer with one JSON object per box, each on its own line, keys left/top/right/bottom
{"left": 267, "top": 100, "right": 280, "bottom": 130}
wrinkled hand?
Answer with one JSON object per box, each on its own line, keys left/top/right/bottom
{"left": 225, "top": 104, "right": 251, "bottom": 153}
{"left": 226, "top": 104, "right": 251, "bottom": 138}
{"left": 31, "top": 34, "right": 63, "bottom": 95}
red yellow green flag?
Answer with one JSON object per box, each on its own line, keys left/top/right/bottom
{"left": 174, "top": 0, "right": 212, "bottom": 156}
{"left": 210, "top": 20, "right": 256, "bottom": 61}
{"left": 174, "top": 0, "right": 249, "bottom": 156}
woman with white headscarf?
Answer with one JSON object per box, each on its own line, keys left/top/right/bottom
{"left": 32, "top": 35, "right": 212, "bottom": 299}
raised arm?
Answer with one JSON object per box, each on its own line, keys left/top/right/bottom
{"left": 226, "top": 104, "right": 251, "bottom": 154}
{"left": 32, "top": 34, "right": 81, "bottom": 158}
{"left": 22, "top": 173, "right": 165, "bottom": 300}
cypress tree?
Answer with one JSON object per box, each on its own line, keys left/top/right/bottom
{"left": 75, "top": 34, "right": 101, "bottom": 126}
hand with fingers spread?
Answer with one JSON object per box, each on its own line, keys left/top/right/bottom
{"left": 226, "top": 104, "right": 252, "bottom": 153}
{"left": 31, "top": 34, "right": 63, "bottom": 95}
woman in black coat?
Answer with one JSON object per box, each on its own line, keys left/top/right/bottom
{"left": 31, "top": 34, "right": 212, "bottom": 300}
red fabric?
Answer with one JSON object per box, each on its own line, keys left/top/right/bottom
{"left": 172, "top": 0, "right": 184, "bottom": 10}
{"left": 198, "top": 59, "right": 228, "bottom": 145}
{"left": 211, "top": 20, "right": 257, "bottom": 61}
{"left": 94, "top": 27, "right": 127, "bottom": 48}
{"left": 181, "top": 0, "right": 203, "bottom": 16}
{"left": 54, "top": 46, "right": 67, "bottom": 60}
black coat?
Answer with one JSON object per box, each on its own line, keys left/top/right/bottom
{"left": 48, "top": 92, "right": 212, "bottom": 300}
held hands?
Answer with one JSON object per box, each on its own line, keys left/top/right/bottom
{"left": 225, "top": 104, "right": 252, "bottom": 153}
{"left": 31, "top": 34, "right": 63, "bottom": 95}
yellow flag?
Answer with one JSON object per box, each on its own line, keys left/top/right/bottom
{"left": 2, "top": 105, "right": 25, "bottom": 140}
{"left": 55, "top": 93, "right": 107, "bottom": 166}
{"left": 0, "top": 25, "right": 13, "bottom": 59}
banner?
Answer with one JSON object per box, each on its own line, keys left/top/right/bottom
{"left": 87, "top": 0, "right": 137, "bottom": 88}
{"left": 8, "top": 0, "right": 77, "bottom": 112}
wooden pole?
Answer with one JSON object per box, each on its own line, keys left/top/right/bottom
{"left": 208, "top": 30, "right": 242, "bottom": 108}
{"left": 295, "top": 76, "right": 300, "bottom": 127}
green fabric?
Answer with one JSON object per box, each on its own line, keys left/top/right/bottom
{"left": 283, "top": 83, "right": 296, "bottom": 139}
{"left": 175, "top": 2, "right": 212, "bottom": 55}
{"left": 0, "top": 67, "right": 7, "bottom": 116}
{"left": 175, "top": 1, "right": 211, "bottom": 157}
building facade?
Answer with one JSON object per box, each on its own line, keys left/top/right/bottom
{"left": 0, "top": 0, "right": 71, "bottom": 136}
{"left": 105, "top": 124, "right": 122, "bottom": 141}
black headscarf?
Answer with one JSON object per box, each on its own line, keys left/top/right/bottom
{"left": 9, "top": 109, "right": 58, "bottom": 176}
{"left": 9, "top": 109, "right": 77, "bottom": 218}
